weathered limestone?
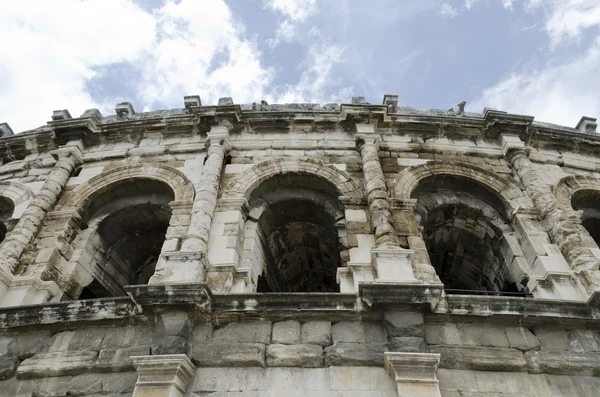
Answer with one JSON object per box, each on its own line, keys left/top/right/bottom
{"left": 161, "top": 125, "right": 230, "bottom": 284}
{"left": 384, "top": 352, "right": 442, "bottom": 397}
{"left": 0, "top": 141, "right": 83, "bottom": 306}
{"left": 355, "top": 125, "right": 417, "bottom": 283}
{"left": 504, "top": 135, "right": 595, "bottom": 299}
{"left": 131, "top": 354, "right": 195, "bottom": 397}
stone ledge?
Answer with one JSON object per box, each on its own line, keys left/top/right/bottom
{"left": 358, "top": 282, "right": 444, "bottom": 308}
{"left": 441, "top": 294, "right": 593, "bottom": 319}
{"left": 525, "top": 351, "right": 600, "bottom": 376}
{"left": 428, "top": 345, "right": 527, "bottom": 372}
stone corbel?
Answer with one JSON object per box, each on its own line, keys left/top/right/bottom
{"left": 384, "top": 352, "right": 442, "bottom": 397}
{"left": 371, "top": 247, "right": 418, "bottom": 283}
{"left": 131, "top": 354, "right": 195, "bottom": 397}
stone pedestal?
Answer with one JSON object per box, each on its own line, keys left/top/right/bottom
{"left": 372, "top": 247, "right": 417, "bottom": 282}
{"left": 131, "top": 354, "right": 195, "bottom": 397}
{"left": 385, "top": 352, "right": 442, "bottom": 397}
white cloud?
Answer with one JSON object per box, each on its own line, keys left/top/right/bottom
{"left": 263, "top": 0, "right": 319, "bottom": 47}
{"left": 473, "top": 38, "right": 600, "bottom": 125}
{"left": 465, "top": 0, "right": 480, "bottom": 10}
{"left": 440, "top": 3, "right": 458, "bottom": 18}
{"left": 526, "top": 0, "right": 600, "bottom": 46}
{"left": 135, "top": 0, "right": 273, "bottom": 110}
{"left": 473, "top": 0, "right": 600, "bottom": 126}
{"left": 0, "top": 0, "right": 156, "bottom": 132}
{"left": 501, "top": 0, "right": 513, "bottom": 10}
{"left": 263, "top": 0, "right": 319, "bottom": 22}
{"left": 274, "top": 42, "right": 349, "bottom": 103}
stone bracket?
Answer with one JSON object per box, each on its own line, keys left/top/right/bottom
{"left": 132, "top": 354, "right": 195, "bottom": 397}
{"left": 358, "top": 282, "right": 444, "bottom": 309}
{"left": 384, "top": 352, "right": 442, "bottom": 397}
{"left": 125, "top": 283, "right": 211, "bottom": 310}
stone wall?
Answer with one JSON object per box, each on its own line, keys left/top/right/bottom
{"left": 0, "top": 99, "right": 598, "bottom": 395}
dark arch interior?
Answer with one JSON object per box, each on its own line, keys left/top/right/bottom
{"left": 413, "top": 176, "right": 519, "bottom": 294}
{"left": 251, "top": 173, "right": 343, "bottom": 293}
{"left": 78, "top": 179, "right": 174, "bottom": 299}
{"left": 572, "top": 189, "right": 600, "bottom": 245}
{"left": 0, "top": 196, "right": 14, "bottom": 244}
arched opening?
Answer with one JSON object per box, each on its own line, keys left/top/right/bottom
{"left": 571, "top": 189, "right": 600, "bottom": 245}
{"left": 413, "top": 175, "right": 523, "bottom": 294}
{"left": 0, "top": 196, "right": 14, "bottom": 244}
{"left": 244, "top": 173, "right": 346, "bottom": 293}
{"left": 76, "top": 178, "right": 175, "bottom": 299}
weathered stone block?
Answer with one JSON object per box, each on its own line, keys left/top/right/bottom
{"left": 272, "top": 320, "right": 301, "bottom": 345}
{"left": 17, "top": 350, "right": 98, "bottom": 379}
{"left": 568, "top": 329, "right": 600, "bottom": 352}
{"left": 0, "top": 357, "right": 18, "bottom": 380}
{"left": 505, "top": 327, "right": 540, "bottom": 352}
{"left": 212, "top": 321, "right": 272, "bottom": 344}
{"left": 429, "top": 346, "right": 527, "bottom": 372}
{"left": 525, "top": 351, "right": 600, "bottom": 376}
{"left": 388, "top": 337, "right": 427, "bottom": 353}
{"left": 532, "top": 328, "right": 570, "bottom": 352}
{"left": 301, "top": 321, "right": 332, "bottom": 347}
{"left": 332, "top": 322, "right": 365, "bottom": 343}
{"left": 324, "top": 342, "right": 387, "bottom": 367}
{"left": 266, "top": 344, "right": 323, "bottom": 367}
{"left": 192, "top": 343, "right": 266, "bottom": 367}
{"left": 7, "top": 330, "right": 51, "bottom": 359}
{"left": 95, "top": 345, "right": 151, "bottom": 372}
{"left": 383, "top": 311, "right": 424, "bottom": 337}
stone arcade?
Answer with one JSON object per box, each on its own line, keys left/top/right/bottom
{"left": 0, "top": 96, "right": 598, "bottom": 396}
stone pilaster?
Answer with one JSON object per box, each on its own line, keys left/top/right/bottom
{"left": 384, "top": 352, "right": 442, "bottom": 397}
{"left": 154, "top": 126, "right": 230, "bottom": 284}
{"left": 504, "top": 136, "right": 596, "bottom": 299}
{"left": 182, "top": 125, "right": 230, "bottom": 253}
{"left": 355, "top": 125, "right": 416, "bottom": 283}
{"left": 356, "top": 134, "right": 399, "bottom": 248}
{"left": 131, "top": 354, "right": 195, "bottom": 397}
{"left": 0, "top": 140, "right": 83, "bottom": 274}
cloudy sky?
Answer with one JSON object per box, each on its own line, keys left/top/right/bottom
{"left": 1, "top": 0, "right": 599, "bottom": 133}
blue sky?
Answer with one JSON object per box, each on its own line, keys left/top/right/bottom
{"left": 1, "top": 0, "right": 600, "bottom": 133}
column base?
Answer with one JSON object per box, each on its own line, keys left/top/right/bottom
{"left": 0, "top": 269, "right": 61, "bottom": 307}
{"left": 372, "top": 247, "right": 419, "bottom": 283}
{"left": 385, "top": 352, "right": 442, "bottom": 397}
{"left": 150, "top": 251, "right": 207, "bottom": 284}
{"left": 131, "top": 354, "right": 195, "bottom": 397}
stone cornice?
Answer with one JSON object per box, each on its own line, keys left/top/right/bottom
{"left": 0, "top": 283, "right": 597, "bottom": 330}
{"left": 2, "top": 102, "right": 600, "bottom": 160}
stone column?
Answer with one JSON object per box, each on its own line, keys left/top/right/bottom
{"left": 182, "top": 125, "right": 230, "bottom": 253}
{"left": 131, "top": 354, "right": 195, "bottom": 397}
{"left": 503, "top": 135, "right": 599, "bottom": 298}
{"left": 0, "top": 140, "right": 83, "bottom": 274}
{"left": 153, "top": 126, "right": 230, "bottom": 284}
{"left": 356, "top": 125, "right": 416, "bottom": 282}
{"left": 356, "top": 135, "right": 399, "bottom": 248}
{"left": 384, "top": 352, "right": 442, "bottom": 397}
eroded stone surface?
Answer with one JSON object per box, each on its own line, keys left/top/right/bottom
{"left": 266, "top": 344, "right": 323, "bottom": 367}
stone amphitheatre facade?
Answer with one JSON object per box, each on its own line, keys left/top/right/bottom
{"left": 0, "top": 95, "right": 598, "bottom": 395}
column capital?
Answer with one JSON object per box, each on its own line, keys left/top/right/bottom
{"left": 52, "top": 140, "right": 84, "bottom": 165}
{"left": 500, "top": 133, "right": 528, "bottom": 157}
{"left": 206, "top": 125, "right": 231, "bottom": 152}
{"left": 131, "top": 354, "right": 195, "bottom": 397}
{"left": 385, "top": 352, "right": 442, "bottom": 397}
{"left": 355, "top": 134, "right": 379, "bottom": 150}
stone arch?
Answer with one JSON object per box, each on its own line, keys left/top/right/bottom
{"left": 57, "top": 163, "right": 195, "bottom": 212}
{"left": 0, "top": 181, "right": 32, "bottom": 207}
{"left": 393, "top": 161, "right": 529, "bottom": 218}
{"left": 554, "top": 174, "right": 600, "bottom": 206}
{"left": 222, "top": 157, "right": 362, "bottom": 199}
{"left": 554, "top": 174, "right": 600, "bottom": 245}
